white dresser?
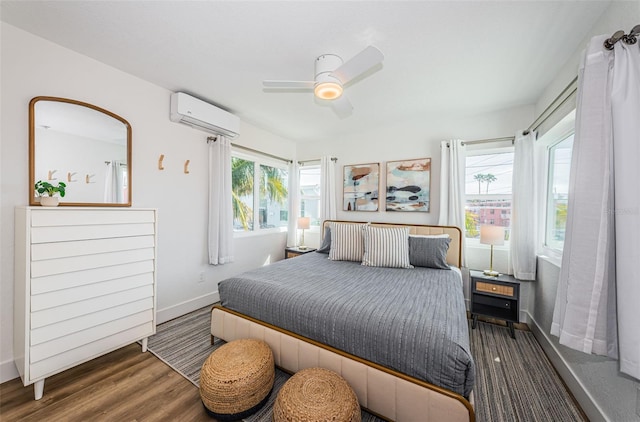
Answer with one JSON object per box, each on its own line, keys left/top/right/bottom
{"left": 14, "top": 207, "right": 157, "bottom": 400}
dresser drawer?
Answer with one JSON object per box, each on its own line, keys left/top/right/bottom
{"left": 475, "top": 281, "right": 514, "bottom": 297}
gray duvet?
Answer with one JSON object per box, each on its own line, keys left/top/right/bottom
{"left": 219, "top": 251, "right": 475, "bottom": 398}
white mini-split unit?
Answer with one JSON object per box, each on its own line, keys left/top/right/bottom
{"left": 170, "top": 92, "right": 240, "bottom": 138}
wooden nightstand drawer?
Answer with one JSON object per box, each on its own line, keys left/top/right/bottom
{"left": 285, "top": 247, "right": 317, "bottom": 259}
{"left": 476, "top": 281, "right": 514, "bottom": 297}
{"left": 474, "top": 294, "right": 512, "bottom": 309}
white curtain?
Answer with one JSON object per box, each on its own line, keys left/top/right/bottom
{"left": 611, "top": 36, "right": 640, "bottom": 379}
{"left": 438, "top": 139, "right": 466, "bottom": 266}
{"left": 320, "top": 156, "right": 337, "bottom": 222}
{"left": 103, "top": 160, "right": 124, "bottom": 203}
{"left": 286, "top": 160, "right": 300, "bottom": 247}
{"left": 208, "top": 135, "right": 234, "bottom": 265}
{"left": 510, "top": 130, "right": 537, "bottom": 280}
{"left": 552, "top": 35, "right": 640, "bottom": 380}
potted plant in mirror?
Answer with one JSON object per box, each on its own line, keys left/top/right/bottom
{"left": 35, "top": 180, "right": 66, "bottom": 207}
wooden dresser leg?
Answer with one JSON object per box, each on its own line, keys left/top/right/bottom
{"left": 34, "top": 379, "right": 45, "bottom": 400}
{"left": 141, "top": 337, "right": 148, "bottom": 353}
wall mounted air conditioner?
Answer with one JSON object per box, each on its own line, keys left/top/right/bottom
{"left": 170, "top": 92, "right": 240, "bottom": 138}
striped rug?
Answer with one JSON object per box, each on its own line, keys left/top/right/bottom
{"left": 147, "top": 306, "right": 585, "bottom": 422}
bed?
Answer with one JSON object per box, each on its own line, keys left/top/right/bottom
{"left": 211, "top": 221, "right": 475, "bottom": 422}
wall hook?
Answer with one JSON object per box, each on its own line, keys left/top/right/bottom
{"left": 158, "top": 154, "right": 165, "bottom": 170}
{"left": 184, "top": 160, "right": 190, "bottom": 174}
{"left": 67, "top": 172, "right": 77, "bottom": 182}
{"left": 86, "top": 174, "right": 96, "bottom": 184}
{"left": 47, "top": 170, "right": 58, "bottom": 181}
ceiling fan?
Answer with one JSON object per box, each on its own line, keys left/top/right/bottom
{"left": 263, "top": 45, "right": 384, "bottom": 117}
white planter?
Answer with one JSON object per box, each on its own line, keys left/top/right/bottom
{"left": 40, "top": 196, "right": 59, "bottom": 207}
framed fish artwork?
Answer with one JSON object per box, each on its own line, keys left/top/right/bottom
{"left": 386, "top": 158, "right": 430, "bottom": 212}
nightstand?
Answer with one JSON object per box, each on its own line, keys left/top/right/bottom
{"left": 470, "top": 270, "right": 520, "bottom": 339}
{"left": 284, "top": 246, "right": 317, "bottom": 259}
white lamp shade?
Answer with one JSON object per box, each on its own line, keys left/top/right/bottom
{"left": 297, "top": 216, "right": 311, "bottom": 230}
{"left": 480, "top": 225, "right": 505, "bottom": 246}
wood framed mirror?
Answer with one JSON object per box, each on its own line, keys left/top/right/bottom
{"left": 29, "top": 97, "right": 132, "bottom": 206}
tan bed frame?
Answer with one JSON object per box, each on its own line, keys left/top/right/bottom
{"left": 211, "top": 221, "right": 474, "bottom": 422}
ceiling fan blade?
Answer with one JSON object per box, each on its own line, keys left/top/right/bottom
{"left": 263, "top": 80, "right": 315, "bottom": 89}
{"left": 331, "top": 45, "right": 384, "bottom": 85}
{"left": 330, "top": 94, "right": 353, "bottom": 118}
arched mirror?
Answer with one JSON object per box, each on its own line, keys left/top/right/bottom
{"left": 29, "top": 97, "right": 132, "bottom": 206}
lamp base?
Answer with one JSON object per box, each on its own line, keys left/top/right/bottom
{"left": 483, "top": 269, "right": 500, "bottom": 277}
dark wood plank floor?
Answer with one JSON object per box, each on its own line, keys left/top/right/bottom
{"left": 0, "top": 344, "right": 211, "bottom": 421}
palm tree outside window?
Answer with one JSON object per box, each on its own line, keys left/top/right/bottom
{"left": 232, "top": 155, "right": 288, "bottom": 232}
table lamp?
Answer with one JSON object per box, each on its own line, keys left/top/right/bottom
{"left": 297, "top": 217, "right": 311, "bottom": 250}
{"left": 480, "top": 225, "right": 504, "bottom": 277}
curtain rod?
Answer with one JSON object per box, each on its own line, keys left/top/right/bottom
{"left": 604, "top": 24, "right": 640, "bottom": 50}
{"left": 462, "top": 136, "right": 514, "bottom": 146}
{"left": 298, "top": 157, "right": 338, "bottom": 165}
{"left": 524, "top": 75, "right": 578, "bottom": 135}
{"left": 207, "top": 136, "right": 292, "bottom": 163}
{"left": 449, "top": 74, "right": 578, "bottom": 147}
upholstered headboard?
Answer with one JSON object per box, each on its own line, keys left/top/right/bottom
{"left": 321, "top": 220, "right": 462, "bottom": 267}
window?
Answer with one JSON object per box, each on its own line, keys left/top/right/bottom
{"left": 465, "top": 149, "right": 514, "bottom": 245}
{"left": 299, "top": 165, "right": 321, "bottom": 228}
{"left": 232, "top": 153, "right": 289, "bottom": 233}
{"left": 544, "top": 133, "right": 573, "bottom": 251}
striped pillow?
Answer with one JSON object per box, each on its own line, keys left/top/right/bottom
{"left": 362, "top": 225, "right": 413, "bottom": 269}
{"left": 328, "top": 222, "right": 367, "bottom": 262}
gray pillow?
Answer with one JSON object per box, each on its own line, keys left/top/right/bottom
{"left": 408, "top": 236, "right": 451, "bottom": 269}
{"left": 316, "top": 227, "right": 331, "bottom": 253}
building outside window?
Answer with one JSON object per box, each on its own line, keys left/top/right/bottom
{"left": 299, "top": 165, "right": 321, "bottom": 228}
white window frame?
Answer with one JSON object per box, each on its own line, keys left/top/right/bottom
{"left": 232, "top": 150, "right": 289, "bottom": 238}
{"left": 535, "top": 110, "right": 576, "bottom": 265}
{"left": 464, "top": 145, "right": 514, "bottom": 250}
{"left": 463, "top": 144, "right": 515, "bottom": 274}
{"left": 299, "top": 164, "right": 322, "bottom": 233}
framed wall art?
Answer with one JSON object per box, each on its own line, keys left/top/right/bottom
{"left": 386, "top": 158, "right": 430, "bottom": 212}
{"left": 343, "top": 163, "right": 379, "bottom": 211}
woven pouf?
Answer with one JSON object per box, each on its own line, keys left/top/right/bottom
{"left": 200, "top": 339, "right": 274, "bottom": 420}
{"left": 273, "top": 367, "right": 361, "bottom": 422}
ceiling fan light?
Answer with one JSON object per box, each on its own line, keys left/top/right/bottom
{"left": 314, "top": 82, "right": 343, "bottom": 100}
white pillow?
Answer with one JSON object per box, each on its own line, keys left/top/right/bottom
{"left": 362, "top": 225, "right": 413, "bottom": 269}
{"left": 328, "top": 222, "right": 367, "bottom": 262}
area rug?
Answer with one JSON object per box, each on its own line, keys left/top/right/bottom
{"left": 146, "top": 306, "right": 383, "bottom": 421}
{"left": 147, "top": 305, "right": 585, "bottom": 422}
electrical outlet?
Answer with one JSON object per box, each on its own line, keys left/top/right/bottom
{"left": 636, "top": 386, "right": 640, "bottom": 417}
{"left": 198, "top": 272, "right": 205, "bottom": 283}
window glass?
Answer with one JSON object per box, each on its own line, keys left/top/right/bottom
{"left": 231, "top": 154, "right": 289, "bottom": 233}
{"left": 259, "top": 164, "right": 288, "bottom": 229}
{"left": 232, "top": 156, "right": 255, "bottom": 232}
{"left": 299, "top": 166, "right": 321, "bottom": 227}
{"left": 465, "top": 151, "right": 513, "bottom": 243}
{"left": 545, "top": 134, "right": 573, "bottom": 250}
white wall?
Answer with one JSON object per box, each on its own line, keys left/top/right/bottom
{"left": 529, "top": 2, "right": 640, "bottom": 421}
{"left": 0, "top": 23, "right": 296, "bottom": 382}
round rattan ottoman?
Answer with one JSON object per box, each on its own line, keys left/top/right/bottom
{"left": 273, "top": 367, "right": 361, "bottom": 422}
{"left": 200, "top": 339, "right": 274, "bottom": 421}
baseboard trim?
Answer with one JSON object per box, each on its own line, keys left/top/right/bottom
{"left": 525, "top": 311, "right": 607, "bottom": 422}
{"left": 1, "top": 359, "right": 20, "bottom": 383}
{"left": 156, "top": 291, "right": 220, "bottom": 324}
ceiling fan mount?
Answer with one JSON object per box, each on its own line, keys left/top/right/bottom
{"left": 263, "top": 45, "right": 384, "bottom": 117}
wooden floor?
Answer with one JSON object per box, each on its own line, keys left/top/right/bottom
{"left": 0, "top": 344, "right": 211, "bottom": 421}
